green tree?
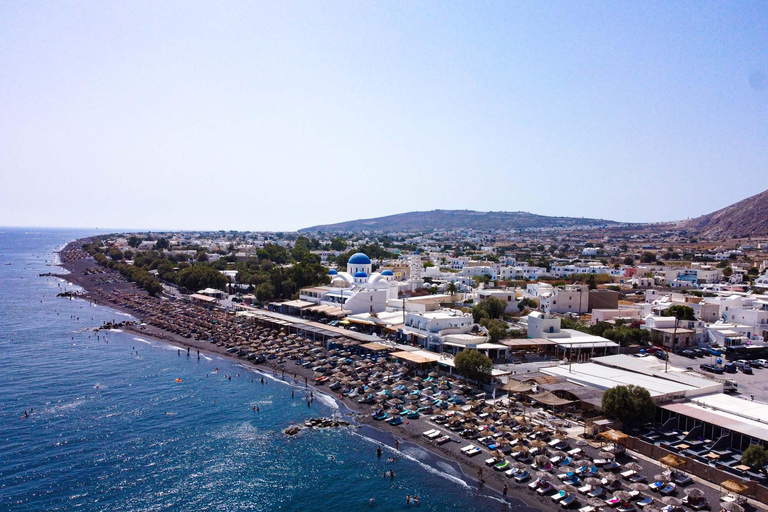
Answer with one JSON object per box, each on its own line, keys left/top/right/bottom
{"left": 330, "top": 237, "right": 347, "bottom": 251}
{"left": 471, "top": 297, "right": 507, "bottom": 323}
{"left": 723, "top": 266, "right": 733, "bottom": 278}
{"left": 665, "top": 305, "right": 696, "bottom": 321}
{"left": 481, "top": 318, "right": 508, "bottom": 342}
{"left": 741, "top": 444, "right": 768, "bottom": 471}
{"left": 256, "top": 282, "right": 275, "bottom": 303}
{"left": 454, "top": 349, "right": 493, "bottom": 382}
{"left": 154, "top": 237, "right": 170, "bottom": 250}
{"left": 127, "top": 236, "right": 142, "bottom": 248}
{"left": 623, "top": 257, "right": 634, "bottom": 266}
{"left": 587, "top": 274, "right": 597, "bottom": 290}
{"left": 108, "top": 247, "right": 123, "bottom": 260}
{"left": 601, "top": 384, "right": 655, "bottom": 427}
{"left": 447, "top": 282, "right": 457, "bottom": 295}
{"left": 640, "top": 252, "right": 657, "bottom": 263}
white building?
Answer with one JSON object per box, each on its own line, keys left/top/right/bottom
{"left": 540, "top": 285, "right": 590, "bottom": 315}
{"left": 476, "top": 288, "right": 520, "bottom": 313}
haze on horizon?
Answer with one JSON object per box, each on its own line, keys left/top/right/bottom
{"left": 1, "top": 2, "right": 766, "bottom": 232}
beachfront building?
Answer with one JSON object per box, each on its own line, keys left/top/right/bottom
{"left": 526, "top": 311, "right": 618, "bottom": 359}
{"left": 399, "top": 305, "right": 475, "bottom": 353}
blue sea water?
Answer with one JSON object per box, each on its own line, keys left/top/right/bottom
{"left": 0, "top": 228, "right": 522, "bottom": 512}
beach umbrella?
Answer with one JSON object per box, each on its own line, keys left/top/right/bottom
{"left": 536, "top": 470, "right": 551, "bottom": 480}
{"left": 584, "top": 478, "right": 602, "bottom": 487}
{"left": 576, "top": 439, "right": 590, "bottom": 447}
{"left": 530, "top": 439, "right": 547, "bottom": 448}
{"left": 684, "top": 488, "right": 705, "bottom": 498}
{"left": 598, "top": 451, "right": 614, "bottom": 459}
{"left": 644, "top": 506, "right": 661, "bottom": 512}
{"left": 587, "top": 498, "right": 605, "bottom": 508}
{"left": 625, "top": 462, "right": 643, "bottom": 472}
{"left": 512, "top": 445, "right": 528, "bottom": 453}
{"left": 653, "top": 474, "right": 666, "bottom": 483}
{"left": 554, "top": 431, "right": 568, "bottom": 440}
{"left": 629, "top": 483, "right": 649, "bottom": 493}
{"left": 661, "top": 497, "right": 682, "bottom": 507}
{"left": 575, "top": 459, "right": 591, "bottom": 468}
{"left": 563, "top": 484, "right": 579, "bottom": 496}
{"left": 720, "top": 502, "right": 744, "bottom": 512}
{"left": 534, "top": 455, "right": 550, "bottom": 467}
{"left": 613, "top": 491, "right": 632, "bottom": 501}
{"left": 602, "top": 474, "right": 619, "bottom": 484}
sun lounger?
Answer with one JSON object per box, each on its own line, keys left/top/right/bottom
{"left": 636, "top": 496, "right": 653, "bottom": 508}
{"left": 659, "top": 484, "right": 676, "bottom": 495}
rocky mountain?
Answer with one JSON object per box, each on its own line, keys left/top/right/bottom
{"left": 300, "top": 210, "right": 620, "bottom": 233}
{"left": 683, "top": 188, "right": 768, "bottom": 238}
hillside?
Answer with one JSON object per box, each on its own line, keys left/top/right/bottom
{"left": 300, "top": 210, "right": 620, "bottom": 233}
{"left": 683, "top": 188, "right": 768, "bottom": 238}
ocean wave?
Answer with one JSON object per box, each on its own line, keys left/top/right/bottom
{"left": 133, "top": 337, "right": 151, "bottom": 344}
{"left": 348, "top": 429, "right": 470, "bottom": 490}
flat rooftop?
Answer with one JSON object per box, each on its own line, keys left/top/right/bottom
{"left": 541, "top": 360, "right": 722, "bottom": 399}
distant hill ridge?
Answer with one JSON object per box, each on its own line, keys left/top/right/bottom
{"left": 682, "top": 188, "right": 768, "bottom": 238}
{"left": 300, "top": 209, "right": 620, "bottom": 233}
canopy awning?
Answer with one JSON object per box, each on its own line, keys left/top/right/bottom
{"left": 530, "top": 391, "right": 574, "bottom": 406}
{"left": 721, "top": 479, "right": 749, "bottom": 495}
{"left": 502, "top": 381, "right": 533, "bottom": 393}
{"left": 599, "top": 429, "right": 629, "bottom": 444}
{"left": 658, "top": 454, "right": 687, "bottom": 468}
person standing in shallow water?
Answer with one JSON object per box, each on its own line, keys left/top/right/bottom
{"left": 376, "top": 446, "right": 382, "bottom": 458}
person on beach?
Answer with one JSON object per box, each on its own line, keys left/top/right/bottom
{"left": 395, "top": 439, "right": 399, "bottom": 450}
{"left": 377, "top": 446, "right": 382, "bottom": 458}
{"left": 406, "top": 495, "right": 410, "bottom": 505}
{"left": 413, "top": 495, "right": 419, "bottom": 506}
{"left": 502, "top": 484, "right": 508, "bottom": 500}
{"left": 389, "top": 469, "right": 395, "bottom": 480}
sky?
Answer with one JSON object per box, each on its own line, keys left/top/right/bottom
{"left": 1, "top": 2, "right": 766, "bottom": 232}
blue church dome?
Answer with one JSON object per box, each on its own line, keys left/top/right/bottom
{"left": 353, "top": 271, "right": 368, "bottom": 278}
{"left": 327, "top": 269, "right": 338, "bottom": 275}
{"left": 381, "top": 270, "right": 393, "bottom": 276}
{"left": 348, "top": 252, "right": 371, "bottom": 265}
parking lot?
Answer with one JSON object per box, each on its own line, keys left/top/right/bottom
{"left": 662, "top": 350, "right": 768, "bottom": 402}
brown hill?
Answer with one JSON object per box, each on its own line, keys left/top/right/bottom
{"left": 684, "top": 189, "right": 768, "bottom": 238}
{"left": 300, "top": 210, "right": 620, "bottom": 233}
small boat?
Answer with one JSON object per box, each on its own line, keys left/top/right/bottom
{"left": 436, "top": 435, "right": 451, "bottom": 445}
{"left": 406, "top": 410, "right": 419, "bottom": 419}
{"left": 372, "top": 411, "right": 388, "bottom": 421}
{"left": 388, "top": 416, "right": 403, "bottom": 426}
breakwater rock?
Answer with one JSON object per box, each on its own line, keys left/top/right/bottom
{"left": 284, "top": 417, "right": 351, "bottom": 436}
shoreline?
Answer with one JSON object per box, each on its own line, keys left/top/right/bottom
{"left": 50, "top": 238, "right": 555, "bottom": 512}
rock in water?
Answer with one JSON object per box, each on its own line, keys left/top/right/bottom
{"left": 283, "top": 425, "right": 301, "bottom": 436}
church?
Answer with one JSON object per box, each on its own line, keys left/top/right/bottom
{"left": 299, "top": 252, "right": 400, "bottom": 315}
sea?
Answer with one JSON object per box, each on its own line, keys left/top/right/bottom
{"left": 0, "top": 228, "right": 532, "bottom": 512}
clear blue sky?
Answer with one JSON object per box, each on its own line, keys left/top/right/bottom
{"left": 1, "top": 2, "right": 766, "bottom": 231}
